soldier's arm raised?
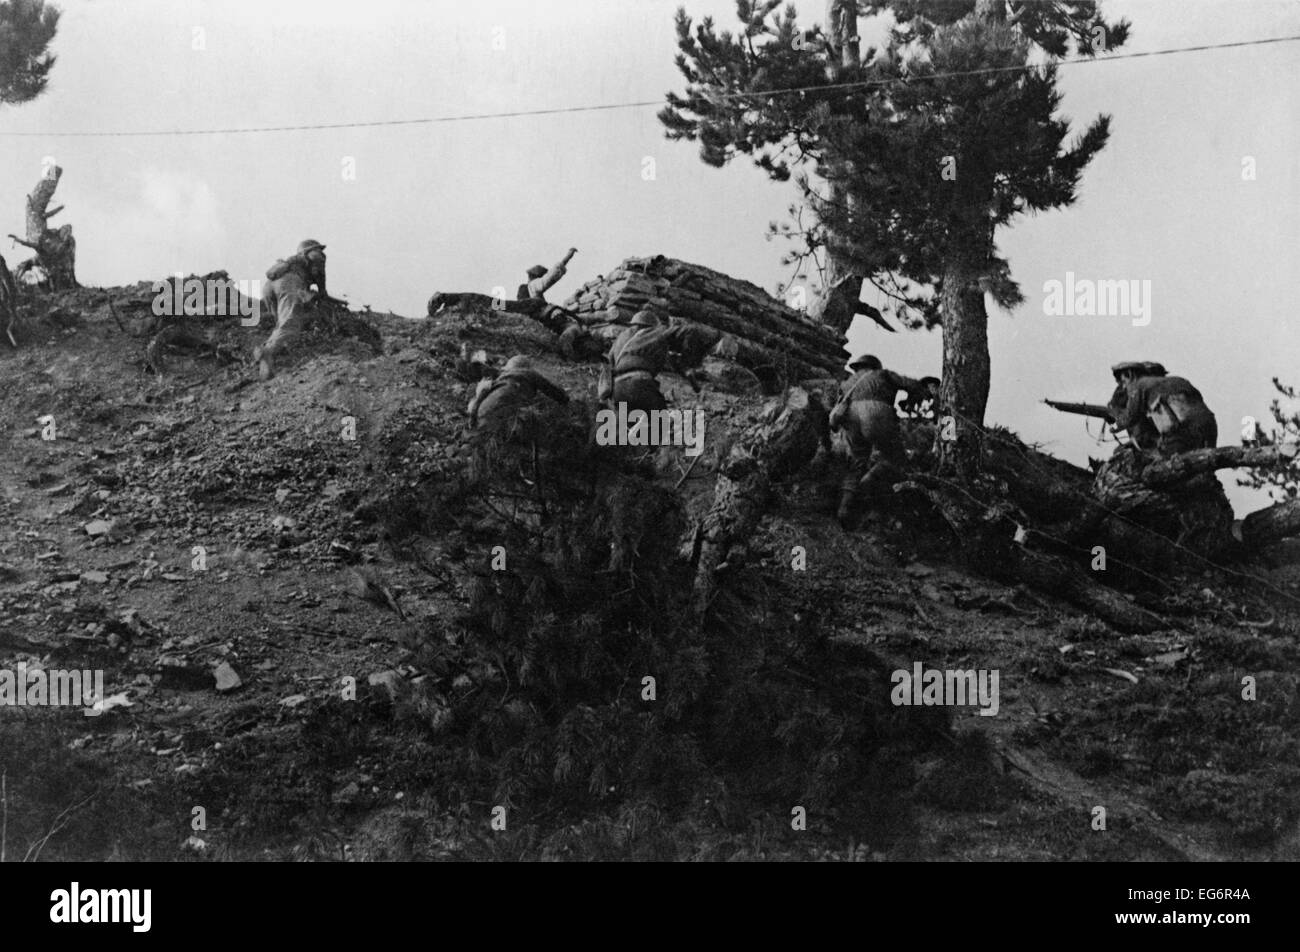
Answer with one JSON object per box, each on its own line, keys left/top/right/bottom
{"left": 534, "top": 251, "right": 577, "bottom": 296}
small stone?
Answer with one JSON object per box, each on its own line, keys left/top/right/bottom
{"left": 84, "top": 519, "right": 114, "bottom": 537}
{"left": 367, "top": 669, "right": 404, "bottom": 699}
{"left": 332, "top": 781, "right": 361, "bottom": 805}
{"left": 80, "top": 570, "right": 109, "bottom": 584}
{"left": 213, "top": 662, "right": 242, "bottom": 693}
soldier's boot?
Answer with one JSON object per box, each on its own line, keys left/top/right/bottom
{"left": 253, "top": 345, "right": 275, "bottom": 381}
{"left": 836, "top": 485, "right": 861, "bottom": 531}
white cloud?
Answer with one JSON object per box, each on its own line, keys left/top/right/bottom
{"left": 77, "top": 166, "right": 227, "bottom": 284}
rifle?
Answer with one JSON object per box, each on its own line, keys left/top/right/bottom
{"left": 317, "top": 292, "right": 351, "bottom": 310}
{"left": 1043, "top": 399, "right": 1114, "bottom": 422}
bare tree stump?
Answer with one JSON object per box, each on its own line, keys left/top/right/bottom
{"left": 8, "top": 165, "right": 77, "bottom": 289}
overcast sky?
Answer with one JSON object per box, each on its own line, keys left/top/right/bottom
{"left": 1, "top": 0, "right": 1296, "bottom": 512}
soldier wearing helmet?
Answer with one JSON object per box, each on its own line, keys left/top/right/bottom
{"left": 253, "top": 239, "right": 329, "bottom": 380}
{"left": 1107, "top": 360, "right": 1217, "bottom": 456}
{"left": 829, "top": 354, "right": 932, "bottom": 529}
{"left": 469, "top": 354, "right": 570, "bottom": 429}
{"left": 603, "top": 307, "right": 703, "bottom": 414}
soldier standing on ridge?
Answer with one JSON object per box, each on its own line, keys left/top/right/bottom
{"left": 829, "top": 354, "right": 931, "bottom": 530}
{"left": 253, "top": 239, "right": 329, "bottom": 381}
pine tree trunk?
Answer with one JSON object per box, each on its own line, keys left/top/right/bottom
{"left": 807, "top": 2, "right": 862, "bottom": 339}
{"left": 936, "top": 259, "right": 991, "bottom": 478}
{"left": 807, "top": 253, "right": 861, "bottom": 338}
{"left": 932, "top": 0, "right": 1011, "bottom": 479}
{"left": 825, "top": 1, "right": 860, "bottom": 72}
{"left": 0, "top": 253, "right": 19, "bottom": 347}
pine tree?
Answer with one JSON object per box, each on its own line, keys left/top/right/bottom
{"left": 660, "top": 0, "right": 1128, "bottom": 476}
{"left": 1, "top": 0, "right": 60, "bottom": 107}
{"left": 1239, "top": 378, "right": 1300, "bottom": 501}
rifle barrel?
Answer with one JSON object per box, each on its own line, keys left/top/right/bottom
{"left": 1043, "top": 399, "right": 1113, "bottom": 420}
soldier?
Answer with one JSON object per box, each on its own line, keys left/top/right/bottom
{"left": 1105, "top": 361, "right": 1165, "bottom": 451}
{"left": 1110, "top": 361, "right": 1217, "bottom": 456}
{"left": 468, "top": 355, "right": 569, "bottom": 430}
{"left": 253, "top": 239, "right": 328, "bottom": 380}
{"left": 603, "top": 308, "right": 701, "bottom": 414}
{"left": 518, "top": 248, "right": 578, "bottom": 303}
{"left": 513, "top": 247, "right": 609, "bottom": 361}
{"left": 557, "top": 322, "right": 606, "bottom": 361}
{"left": 829, "top": 354, "right": 931, "bottom": 529}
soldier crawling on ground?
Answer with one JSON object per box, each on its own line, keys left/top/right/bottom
{"left": 253, "top": 239, "right": 330, "bottom": 381}
{"left": 829, "top": 354, "right": 933, "bottom": 530}
{"left": 468, "top": 355, "right": 569, "bottom": 432}
{"left": 428, "top": 248, "right": 604, "bottom": 362}
{"left": 428, "top": 250, "right": 576, "bottom": 321}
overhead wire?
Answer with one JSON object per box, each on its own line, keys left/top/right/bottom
{"left": 2, "top": 33, "right": 1297, "bottom": 138}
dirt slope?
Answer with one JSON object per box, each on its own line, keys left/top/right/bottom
{"left": 1, "top": 285, "right": 1297, "bottom": 861}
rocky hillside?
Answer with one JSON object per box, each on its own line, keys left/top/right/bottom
{"left": 1, "top": 270, "right": 1298, "bottom": 861}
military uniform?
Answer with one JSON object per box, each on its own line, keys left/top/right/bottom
{"left": 1106, "top": 361, "right": 1164, "bottom": 451}
{"left": 256, "top": 240, "right": 327, "bottom": 379}
{"left": 519, "top": 248, "right": 577, "bottom": 302}
{"left": 606, "top": 314, "right": 696, "bottom": 414}
{"left": 1111, "top": 370, "right": 1217, "bottom": 456}
{"left": 469, "top": 356, "right": 569, "bottom": 429}
{"left": 830, "top": 357, "right": 928, "bottom": 526}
